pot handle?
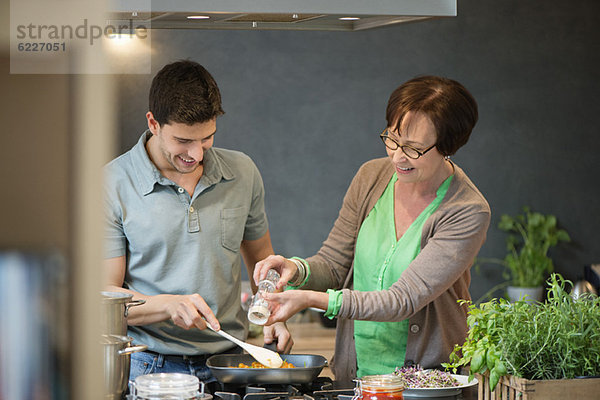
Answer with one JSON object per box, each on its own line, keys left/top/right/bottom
{"left": 124, "top": 299, "right": 146, "bottom": 317}
{"left": 119, "top": 344, "right": 148, "bottom": 356}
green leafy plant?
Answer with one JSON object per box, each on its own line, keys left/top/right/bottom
{"left": 444, "top": 274, "right": 600, "bottom": 392}
{"left": 479, "top": 207, "right": 570, "bottom": 288}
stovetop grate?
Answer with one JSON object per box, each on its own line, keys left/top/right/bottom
{"left": 213, "top": 378, "right": 355, "bottom": 400}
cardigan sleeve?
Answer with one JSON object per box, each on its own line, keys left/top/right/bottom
{"left": 302, "top": 167, "right": 364, "bottom": 291}
{"left": 337, "top": 198, "right": 490, "bottom": 321}
{"left": 302, "top": 159, "right": 393, "bottom": 291}
{"left": 302, "top": 157, "right": 394, "bottom": 291}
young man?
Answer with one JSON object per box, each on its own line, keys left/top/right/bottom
{"left": 104, "top": 60, "right": 292, "bottom": 383}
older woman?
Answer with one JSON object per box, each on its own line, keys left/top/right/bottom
{"left": 255, "top": 76, "right": 490, "bottom": 380}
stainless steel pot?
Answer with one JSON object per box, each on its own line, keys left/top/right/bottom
{"left": 101, "top": 291, "right": 145, "bottom": 336}
{"left": 102, "top": 334, "right": 147, "bottom": 400}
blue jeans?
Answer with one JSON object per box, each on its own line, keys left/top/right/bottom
{"left": 129, "top": 348, "right": 242, "bottom": 390}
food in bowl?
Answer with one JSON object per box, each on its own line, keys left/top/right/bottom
{"left": 394, "top": 365, "right": 459, "bottom": 388}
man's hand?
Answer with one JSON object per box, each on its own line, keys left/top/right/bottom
{"left": 263, "top": 322, "right": 294, "bottom": 354}
{"left": 105, "top": 256, "right": 220, "bottom": 330}
{"left": 162, "top": 293, "right": 220, "bottom": 331}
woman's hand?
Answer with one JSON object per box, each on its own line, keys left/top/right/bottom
{"left": 262, "top": 290, "right": 329, "bottom": 324}
{"left": 254, "top": 255, "right": 298, "bottom": 290}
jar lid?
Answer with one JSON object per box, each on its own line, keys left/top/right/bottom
{"left": 358, "top": 374, "right": 404, "bottom": 390}
{"left": 135, "top": 373, "right": 199, "bottom": 396}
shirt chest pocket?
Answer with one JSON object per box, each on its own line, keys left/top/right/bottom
{"left": 221, "top": 207, "right": 248, "bottom": 252}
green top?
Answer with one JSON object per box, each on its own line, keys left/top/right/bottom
{"left": 334, "top": 173, "right": 453, "bottom": 376}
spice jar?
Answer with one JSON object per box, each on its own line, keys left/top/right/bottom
{"left": 247, "top": 269, "right": 280, "bottom": 325}
{"left": 354, "top": 374, "right": 404, "bottom": 400}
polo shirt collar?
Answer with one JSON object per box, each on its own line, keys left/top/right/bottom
{"left": 201, "top": 147, "right": 235, "bottom": 186}
{"left": 129, "top": 131, "right": 161, "bottom": 195}
{"left": 130, "top": 131, "right": 235, "bottom": 195}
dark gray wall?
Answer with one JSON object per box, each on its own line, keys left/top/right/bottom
{"left": 116, "top": 0, "right": 600, "bottom": 302}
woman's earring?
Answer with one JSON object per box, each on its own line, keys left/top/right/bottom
{"left": 444, "top": 155, "right": 450, "bottom": 160}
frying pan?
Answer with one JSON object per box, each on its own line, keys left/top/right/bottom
{"left": 206, "top": 354, "right": 327, "bottom": 384}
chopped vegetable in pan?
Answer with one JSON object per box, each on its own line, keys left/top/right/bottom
{"left": 237, "top": 360, "right": 296, "bottom": 368}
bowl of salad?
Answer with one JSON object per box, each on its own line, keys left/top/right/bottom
{"left": 393, "top": 366, "right": 478, "bottom": 398}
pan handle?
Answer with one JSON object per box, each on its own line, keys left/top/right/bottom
{"left": 263, "top": 341, "right": 278, "bottom": 352}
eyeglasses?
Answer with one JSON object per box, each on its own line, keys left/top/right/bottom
{"left": 379, "top": 129, "right": 436, "bottom": 159}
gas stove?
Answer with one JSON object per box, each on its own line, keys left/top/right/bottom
{"left": 207, "top": 376, "right": 478, "bottom": 400}
{"left": 212, "top": 377, "right": 356, "bottom": 400}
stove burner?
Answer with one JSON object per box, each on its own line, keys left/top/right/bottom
{"left": 244, "top": 391, "right": 293, "bottom": 400}
{"left": 214, "top": 393, "right": 242, "bottom": 400}
{"left": 313, "top": 389, "right": 355, "bottom": 400}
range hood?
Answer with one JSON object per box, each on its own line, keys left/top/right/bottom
{"left": 109, "top": 0, "right": 456, "bottom": 31}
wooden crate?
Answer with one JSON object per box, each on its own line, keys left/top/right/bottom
{"left": 476, "top": 373, "right": 600, "bottom": 400}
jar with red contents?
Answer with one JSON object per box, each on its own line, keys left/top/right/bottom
{"left": 353, "top": 374, "right": 404, "bottom": 400}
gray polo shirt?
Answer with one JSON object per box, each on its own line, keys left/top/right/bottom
{"left": 104, "top": 131, "right": 268, "bottom": 355}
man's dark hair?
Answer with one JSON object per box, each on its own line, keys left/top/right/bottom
{"left": 149, "top": 60, "right": 225, "bottom": 126}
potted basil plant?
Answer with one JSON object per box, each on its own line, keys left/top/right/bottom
{"left": 479, "top": 207, "right": 570, "bottom": 303}
{"left": 444, "top": 274, "right": 600, "bottom": 398}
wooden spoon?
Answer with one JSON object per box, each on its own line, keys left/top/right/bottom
{"left": 208, "top": 325, "right": 283, "bottom": 368}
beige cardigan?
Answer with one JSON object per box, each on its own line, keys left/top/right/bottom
{"left": 303, "top": 157, "right": 491, "bottom": 380}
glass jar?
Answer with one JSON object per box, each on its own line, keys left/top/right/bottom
{"left": 130, "top": 373, "right": 203, "bottom": 400}
{"left": 247, "top": 269, "right": 280, "bottom": 325}
{"left": 354, "top": 374, "right": 404, "bottom": 400}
